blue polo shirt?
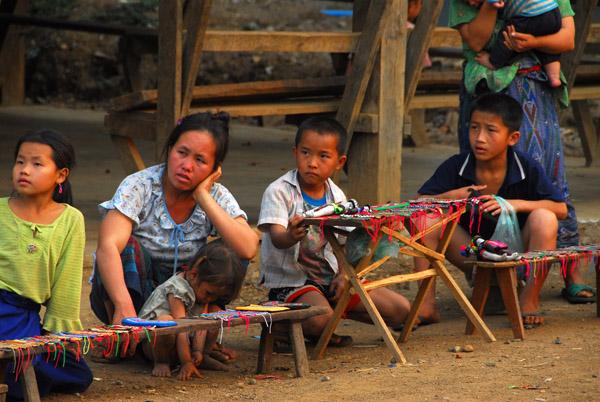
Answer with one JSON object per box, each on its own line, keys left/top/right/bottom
{"left": 418, "top": 147, "right": 564, "bottom": 238}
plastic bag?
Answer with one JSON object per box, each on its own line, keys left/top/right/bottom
{"left": 490, "top": 195, "right": 524, "bottom": 253}
{"left": 345, "top": 227, "right": 400, "bottom": 266}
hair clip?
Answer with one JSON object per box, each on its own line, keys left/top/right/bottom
{"left": 177, "top": 118, "right": 183, "bottom": 126}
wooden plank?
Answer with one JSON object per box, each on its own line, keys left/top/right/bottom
{"left": 104, "top": 112, "right": 157, "bottom": 141}
{"left": 289, "top": 322, "right": 310, "bottom": 377}
{"left": 181, "top": 0, "right": 211, "bottom": 116}
{"left": 572, "top": 100, "right": 599, "bottom": 167}
{"left": 362, "top": 269, "right": 437, "bottom": 291}
{"left": 409, "top": 109, "right": 428, "bottom": 146}
{"left": 497, "top": 268, "right": 525, "bottom": 340}
{"left": 570, "top": 85, "right": 600, "bottom": 100}
{"left": 190, "top": 98, "right": 341, "bottom": 117}
{"left": 110, "top": 135, "right": 146, "bottom": 175}
{"left": 562, "top": 0, "right": 597, "bottom": 90}
{"left": 256, "top": 324, "right": 274, "bottom": 375}
{"left": 410, "top": 93, "right": 459, "bottom": 109}
{"left": 0, "top": 0, "right": 27, "bottom": 106}
{"left": 111, "top": 77, "right": 348, "bottom": 112}
{"left": 323, "top": 228, "right": 408, "bottom": 364}
{"left": 203, "top": 30, "right": 359, "bottom": 53}
{"left": 404, "top": 0, "right": 443, "bottom": 109}
{"left": 156, "top": 0, "right": 182, "bottom": 162}
{"left": 20, "top": 364, "right": 41, "bottom": 402}
{"left": 337, "top": 0, "right": 390, "bottom": 156}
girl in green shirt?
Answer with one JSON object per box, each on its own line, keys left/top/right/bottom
{"left": 0, "top": 129, "right": 92, "bottom": 399}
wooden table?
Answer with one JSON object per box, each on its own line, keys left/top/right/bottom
{"left": 304, "top": 201, "right": 496, "bottom": 364}
{"left": 464, "top": 245, "right": 600, "bottom": 340}
{"left": 0, "top": 306, "right": 328, "bottom": 402}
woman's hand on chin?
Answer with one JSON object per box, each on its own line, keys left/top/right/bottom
{"left": 193, "top": 166, "right": 222, "bottom": 205}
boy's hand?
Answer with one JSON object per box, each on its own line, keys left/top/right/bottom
{"left": 452, "top": 185, "right": 487, "bottom": 200}
{"left": 178, "top": 361, "right": 203, "bottom": 381}
{"left": 288, "top": 215, "right": 308, "bottom": 243}
{"left": 479, "top": 195, "right": 515, "bottom": 216}
{"left": 329, "top": 272, "right": 347, "bottom": 303}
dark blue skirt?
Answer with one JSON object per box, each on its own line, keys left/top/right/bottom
{"left": 0, "top": 289, "right": 93, "bottom": 400}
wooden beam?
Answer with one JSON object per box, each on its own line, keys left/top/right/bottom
{"left": 104, "top": 112, "right": 157, "bottom": 141}
{"left": 337, "top": 0, "right": 390, "bottom": 156}
{"left": 376, "top": 0, "right": 404, "bottom": 203}
{"left": 202, "top": 30, "right": 359, "bottom": 53}
{"left": 562, "top": 0, "right": 598, "bottom": 90}
{"left": 156, "top": 0, "right": 182, "bottom": 162}
{"left": 404, "top": 0, "right": 443, "bottom": 109}
{"left": 181, "top": 0, "right": 211, "bottom": 116}
{"left": 111, "top": 76, "right": 348, "bottom": 112}
{"left": 0, "top": 0, "right": 27, "bottom": 106}
{"left": 572, "top": 100, "right": 600, "bottom": 167}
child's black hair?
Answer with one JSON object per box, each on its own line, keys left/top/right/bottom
{"left": 161, "top": 111, "right": 230, "bottom": 172}
{"left": 13, "top": 129, "right": 76, "bottom": 205}
{"left": 188, "top": 239, "right": 246, "bottom": 305}
{"left": 470, "top": 93, "right": 524, "bottom": 134}
{"left": 295, "top": 116, "right": 347, "bottom": 155}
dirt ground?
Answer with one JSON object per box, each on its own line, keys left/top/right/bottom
{"left": 1, "top": 105, "right": 599, "bottom": 402}
{"left": 2, "top": 0, "right": 600, "bottom": 401}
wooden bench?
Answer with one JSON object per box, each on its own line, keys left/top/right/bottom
{"left": 463, "top": 246, "right": 600, "bottom": 341}
{"left": 0, "top": 306, "right": 327, "bottom": 402}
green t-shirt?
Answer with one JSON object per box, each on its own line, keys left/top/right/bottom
{"left": 448, "top": 0, "right": 574, "bottom": 107}
{"left": 0, "top": 198, "right": 85, "bottom": 333}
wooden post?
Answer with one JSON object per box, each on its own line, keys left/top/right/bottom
{"left": 403, "top": 0, "right": 443, "bottom": 109}
{"left": 180, "top": 0, "right": 212, "bottom": 116}
{"left": 156, "top": 0, "right": 183, "bottom": 162}
{"left": 561, "top": 0, "right": 599, "bottom": 165}
{"left": 0, "top": 0, "right": 28, "bottom": 106}
{"left": 346, "top": 0, "right": 403, "bottom": 204}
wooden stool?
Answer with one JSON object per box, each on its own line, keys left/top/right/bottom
{"left": 465, "top": 263, "right": 525, "bottom": 340}
{"left": 0, "top": 384, "right": 7, "bottom": 402}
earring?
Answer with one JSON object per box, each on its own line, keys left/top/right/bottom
{"left": 58, "top": 183, "right": 63, "bottom": 194}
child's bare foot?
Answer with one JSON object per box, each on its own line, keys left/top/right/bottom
{"left": 200, "top": 354, "right": 229, "bottom": 371}
{"left": 475, "top": 51, "right": 497, "bottom": 70}
{"left": 152, "top": 362, "right": 172, "bottom": 378}
{"left": 548, "top": 75, "right": 562, "bottom": 88}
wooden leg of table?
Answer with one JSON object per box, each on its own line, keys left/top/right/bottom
{"left": 311, "top": 285, "right": 351, "bottom": 360}
{"left": 497, "top": 267, "right": 525, "bottom": 340}
{"left": 398, "top": 276, "right": 435, "bottom": 343}
{"left": 431, "top": 260, "right": 496, "bottom": 342}
{"left": 323, "top": 229, "right": 408, "bottom": 364}
{"left": 289, "top": 321, "right": 310, "bottom": 377}
{"left": 20, "top": 364, "right": 40, "bottom": 402}
{"left": 0, "top": 361, "right": 7, "bottom": 402}
{"left": 596, "top": 261, "right": 600, "bottom": 317}
{"left": 256, "top": 323, "right": 274, "bottom": 374}
{"left": 465, "top": 266, "right": 493, "bottom": 335}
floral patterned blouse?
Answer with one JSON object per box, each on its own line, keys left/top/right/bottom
{"left": 99, "top": 164, "right": 247, "bottom": 276}
{"left": 448, "top": 0, "right": 574, "bottom": 107}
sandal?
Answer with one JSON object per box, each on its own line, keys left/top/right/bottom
{"left": 304, "top": 333, "right": 353, "bottom": 348}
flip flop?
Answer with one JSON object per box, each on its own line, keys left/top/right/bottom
{"left": 391, "top": 314, "right": 434, "bottom": 332}
{"left": 561, "top": 284, "right": 597, "bottom": 304}
{"left": 304, "top": 333, "right": 353, "bottom": 348}
{"left": 521, "top": 313, "right": 543, "bottom": 329}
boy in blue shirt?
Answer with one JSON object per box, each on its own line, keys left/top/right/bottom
{"left": 415, "top": 93, "right": 567, "bottom": 328}
{"left": 258, "top": 116, "right": 410, "bottom": 347}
